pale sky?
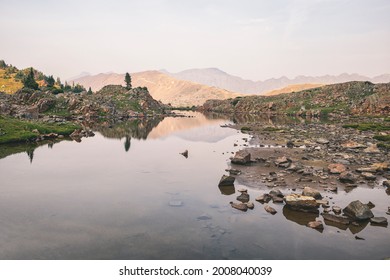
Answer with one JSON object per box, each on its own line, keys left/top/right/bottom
{"left": 0, "top": 0, "right": 389, "bottom": 80}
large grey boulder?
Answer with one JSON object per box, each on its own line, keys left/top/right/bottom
{"left": 343, "top": 200, "right": 374, "bottom": 221}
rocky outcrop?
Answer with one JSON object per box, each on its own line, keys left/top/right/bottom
{"left": 200, "top": 81, "right": 390, "bottom": 117}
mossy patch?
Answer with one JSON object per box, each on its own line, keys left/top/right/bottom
{"left": 342, "top": 123, "right": 390, "bottom": 131}
{"left": 0, "top": 116, "right": 79, "bottom": 144}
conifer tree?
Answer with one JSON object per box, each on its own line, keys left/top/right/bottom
{"left": 125, "top": 72, "right": 132, "bottom": 90}
{"left": 23, "top": 68, "right": 39, "bottom": 90}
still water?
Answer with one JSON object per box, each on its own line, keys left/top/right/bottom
{"left": 0, "top": 112, "right": 389, "bottom": 259}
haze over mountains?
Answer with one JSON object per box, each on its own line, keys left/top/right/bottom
{"left": 161, "top": 68, "right": 390, "bottom": 94}
{"left": 70, "top": 71, "right": 240, "bottom": 107}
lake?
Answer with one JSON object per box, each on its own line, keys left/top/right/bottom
{"left": 0, "top": 112, "right": 389, "bottom": 259}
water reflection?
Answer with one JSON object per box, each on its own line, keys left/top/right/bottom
{"left": 282, "top": 206, "right": 319, "bottom": 226}
{"left": 218, "top": 185, "right": 235, "bottom": 195}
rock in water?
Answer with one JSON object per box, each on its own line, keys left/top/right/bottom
{"left": 237, "top": 192, "right": 250, "bottom": 203}
{"left": 231, "top": 150, "right": 251, "bottom": 165}
{"left": 284, "top": 194, "right": 319, "bottom": 213}
{"left": 264, "top": 205, "right": 277, "bottom": 215}
{"left": 383, "top": 180, "right": 390, "bottom": 188}
{"left": 230, "top": 202, "right": 248, "bottom": 212}
{"left": 332, "top": 206, "right": 342, "bottom": 214}
{"left": 328, "top": 163, "right": 346, "bottom": 174}
{"left": 339, "top": 172, "right": 357, "bottom": 184}
{"left": 302, "top": 187, "right": 322, "bottom": 199}
{"left": 180, "top": 150, "right": 188, "bottom": 158}
{"left": 307, "top": 220, "right": 324, "bottom": 230}
{"left": 361, "top": 172, "right": 376, "bottom": 181}
{"left": 370, "top": 217, "right": 388, "bottom": 225}
{"left": 255, "top": 194, "right": 272, "bottom": 203}
{"left": 321, "top": 213, "right": 350, "bottom": 225}
{"left": 246, "top": 202, "right": 255, "bottom": 209}
{"left": 343, "top": 200, "right": 374, "bottom": 221}
{"left": 218, "top": 175, "right": 235, "bottom": 186}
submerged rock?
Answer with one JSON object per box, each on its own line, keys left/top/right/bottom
{"left": 218, "top": 175, "right": 235, "bottom": 187}
{"left": 231, "top": 150, "right": 251, "bottom": 165}
{"left": 321, "top": 213, "right": 350, "bottom": 225}
{"left": 180, "top": 150, "right": 188, "bottom": 158}
{"left": 343, "top": 200, "right": 374, "bottom": 221}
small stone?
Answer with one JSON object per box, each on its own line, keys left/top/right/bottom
{"left": 218, "top": 175, "right": 235, "bottom": 187}
{"left": 332, "top": 206, "right": 342, "bottom": 214}
{"left": 180, "top": 150, "right": 188, "bottom": 158}
{"left": 264, "top": 204, "right": 277, "bottom": 215}
{"left": 255, "top": 194, "right": 271, "bottom": 203}
{"left": 272, "top": 196, "right": 284, "bottom": 203}
{"left": 383, "top": 180, "right": 390, "bottom": 188}
{"left": 237, "top": 192, "right": 250, "bottom": 203}
{"left": 237, "top": 188, "right": 247, "bottom": 193}
{"left": 226, "top": 169, "right": 241, "bottom": 175}
{"left": 246, "top": 202, "right": 255, "bottom": 209}
{"left": 328, "top": 163, "right": 346, "bottom": 174}
{"left": 230, "top": 202, "right": 248, "bottom": 211}
{"left": 316, "top": 138, "right": 329, "bottom": 144}
{"left": 366, "top": 201, "right": 375, "bottom": 209}
{"left": 361, "top": 172, "right": 376, "bottom": 181}
{"left": 302, "top": 186, "right": 322, "bottom": 199}
{"left": 327, "top": 186, "right": 338, "bottom": 192}
{"left": 370, "top": 217, "right": 388, "bottom": 225}
{"left": 339, "top": 172, "right": 357, "bottom": 184}
{"left": 307, "top": 220, "right": 324, "bottom": 230}
{"left": 355, "top": 235, "right": 365, "bottom": 240}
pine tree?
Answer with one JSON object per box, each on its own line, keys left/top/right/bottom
{"left": 23, "top": 68, "right": 39, "bottom": 90}
{"left": 125, "top": 72, "right": 132, "bottom": 90}
{"left": 87, "top": 87, "right": 93, "bottom": 94}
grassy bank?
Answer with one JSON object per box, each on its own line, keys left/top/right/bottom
{"left": 0, "top": 116, "right": 79, "bottom": 144}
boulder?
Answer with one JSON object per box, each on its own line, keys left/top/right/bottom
{"left": 302, "top": 187, "right": 322, "bottom": 199}
{"left": 321, "top": 213, "right": 350, "bottom": 225}
{"left": 218, "top": 175, "right": 235, "bottom": 187}
{"left": 343, "top": 200, "right": 374, "bottom": 221}
{"left": 284, "top": 194, "right": 319, "bottom": 213}
{"left": 269, "top": 188, "right": 284, "bottom": 198}
{"left": 328, "top": 163, "right": 346, "bottom": 174}
{"left": 231, "top": 150, "right": 251, "bottom": 165}
{"left": 339, "top": 171, "right": 357, "bottom": 184}
{"left": 264, "top": 205, "right": 277, "bottom": 215}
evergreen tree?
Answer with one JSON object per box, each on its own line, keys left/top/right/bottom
{"left": 45, "top": 75, "right": 55, "bottom": 87}
{"left": 0, "top": 60, "right": 7, "bottom": 69}
{"left": 87, "top": 87, "right": 93, "bottom": 94}
{"left": 125, "top": 72, "right": 132, "bottom": 90}
{"left": 23, "top": 68, "right": 39, "bottom": 90}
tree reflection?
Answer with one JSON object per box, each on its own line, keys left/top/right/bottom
{"left": 124, "top": 136, "right": 131, "bottom": 152}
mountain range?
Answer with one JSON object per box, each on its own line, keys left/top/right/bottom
{"left": 161, "top": 68, "right": 390, "bottom": 94}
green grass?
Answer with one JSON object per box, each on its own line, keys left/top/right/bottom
{"left": 342, "top": 123, "right": 390, "bottom": 131}
{"left": 263, "top": 126, "right": 282, "bottom": 132}
{"left": 0, "top": 116, "right": 79, "bottom": 144}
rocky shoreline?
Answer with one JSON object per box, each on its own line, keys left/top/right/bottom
{"left": 219, "top": 117, "right": 390, "bottom": 233}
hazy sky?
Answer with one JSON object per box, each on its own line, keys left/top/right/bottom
{"left": 1, "top": 0, "right": 389, "bottom": 80}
